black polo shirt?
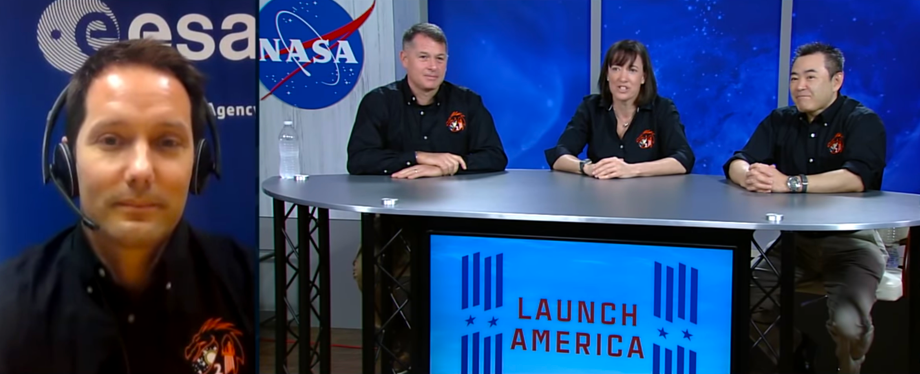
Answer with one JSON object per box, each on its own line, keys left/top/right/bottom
{"left": 722, "top": 95, "right": 887, "bottom": 191}
{"left": 0, "top": 220, "right": 255, "bottom": 374}
{"left": 346, "top": 77, "right": 508, "bottom": 175}
{"left": 543, "top": 94, "right": 695, "bottom": 172}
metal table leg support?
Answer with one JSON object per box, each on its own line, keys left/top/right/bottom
{"left": 730, "top": 230, "right": 754, "bottom": 374}
{"left": 910, "top": 226, "right": 919, "bottom": 372}
{"left": 297, "top": 206, "right": 332, "bottom": 374}
{"left": 361, "top": 213, "right": 378, "bottom": 374}
{"left": 748, "top": 233, "right": 795, "bottom": 371}
{"left": 273, "top": 199, "right": 288, "bottom": 374}
{"left": 271, "top": 199, "right": 332, "bottom": 374}
{"left": 361, "top": 214, "right": 415, "bottom": 373}
{"left": 318, "top": 208, "right": 332, "bottom": 373}
{"left": 777, "top": 232, "right": 796, "bottom": 372}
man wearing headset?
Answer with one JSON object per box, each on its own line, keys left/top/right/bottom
{"left": 0, "top": 39, "right": 254, "bottom": 374}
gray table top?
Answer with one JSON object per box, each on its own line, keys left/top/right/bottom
{"left": 261, "top": 170, "right": 920, "bottom": 231}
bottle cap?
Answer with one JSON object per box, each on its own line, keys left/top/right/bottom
{"left": 765, "top": 213, "right": 783, "bottom": 223}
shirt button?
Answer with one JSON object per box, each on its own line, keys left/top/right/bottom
{"left": 810, "top": 133, "right": 815, "bottom": 138}
{"left": 423, "top": 136, "right": 428, "bottom": 140}
{"left": 620, "top": 145, "right": 624, "bottom": 149}
{"left": 824, "top": 123, "right": 828, "bottom": 127}
{"left": 406, "top": 161, "right": 411, "bottom": 166}
{"left": 383, "top": 169, "right": 388, "bottom": 173}
{"left": 98, "top": 268, "right": 106, "bottom": 278}
{"left": 809, "top": 158, "right": 814, "bottom": 163}
{"left": 420, "top": 111, "right": 425, "bottom": 115}
{"left": 86, "top": 286, "right": 93, "bottom": 294}
{"left": 127, "top": 314, "right": 135, "bottom": 324}
{"left": 166, "top": 282, "right": 172, "bottom": 290}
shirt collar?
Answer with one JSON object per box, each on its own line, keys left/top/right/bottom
{"left": 398, "top": 76, "right": 447, "bottom": 107}
{"left": 599, "top": 95, "right": 655, "bottom": 112}
{"left": 68, "top": 219, "right": 197, "bottom": 305}
{"left": 800, "top": 94, "right": 846, "bottom": 124}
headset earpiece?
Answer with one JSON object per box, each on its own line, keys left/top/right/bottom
{"left": 50, "top": 141, "right": 78, "bottom": 198}
{"left": 189, "top": 100, "right": 221, "bottom": 195}
{"left": 190, "top": 137, "right": 213, "bottom": 195}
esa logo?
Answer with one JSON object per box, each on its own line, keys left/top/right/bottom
{"left": 258, "top": 0, "right": 375, "bottom": 110}
{"left": 37, "top": 0, "right": 255, "bottom": 75}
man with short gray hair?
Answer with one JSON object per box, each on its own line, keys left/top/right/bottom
{"left": 346, "top": 22, "right": 507, "bottom": 177}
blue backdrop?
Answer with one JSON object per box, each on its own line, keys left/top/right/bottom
{"left": 430, "top": 0, "right": 920, "bottom": 193}
{"left": 0, "top": 0, "right": 258, "bottom": 261}
{"left": 428, "top": 0, "right": 591, "bottom": 169}
{"left": 600, "top": 0, "right": 781, "bottom": 176}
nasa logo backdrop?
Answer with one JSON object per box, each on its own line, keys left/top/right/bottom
{"left": 258, "top": 0, "right": 374, "bottom": 110}
{"left": 0, "top": 0, "right": 258, "bottom": 260}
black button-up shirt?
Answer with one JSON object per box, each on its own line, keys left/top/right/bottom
{"left": 543, "top": 94, "right": 695, "bottom": 172}
{"left": 346, "top": 77, "right": 508, "bottom": 175}
{"left": 722, "top": 95, "right": 887, "bottom": 191}
{"left": 0, "top": 220, "right": 255, "bottom": 374}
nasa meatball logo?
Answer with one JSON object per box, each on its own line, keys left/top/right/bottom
{"left": 37, "top": 0, "right": 121, "bottom": 75}
{"left": 258, "top": 0, "right": 375, "bottom": 110}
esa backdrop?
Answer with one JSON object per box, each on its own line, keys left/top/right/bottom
{"left": 429, "top": 0, "right": 920, "bottom": 194}
{"left": 0, "top": 0, "right": 258, "bottom": 261}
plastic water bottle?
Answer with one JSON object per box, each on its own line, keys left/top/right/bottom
{"left": 881, "top": 228, "right": 902, "bottom": 269}
{"left": 278, "top": 120, "right": 301, "bottom": 179}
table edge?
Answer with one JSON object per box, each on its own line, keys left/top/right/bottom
{"left": 262, "top": 186, "right": 920, "bottom": 231}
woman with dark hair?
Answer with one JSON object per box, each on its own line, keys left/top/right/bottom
{"left": 545, "top": 39, "right": 695, "bottom": 179}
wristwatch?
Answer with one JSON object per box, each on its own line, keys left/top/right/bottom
{"left": 786, "top": 175, "right": 803, "bottom": 193}
{"left": 579, "top": 159, "right": 592, "bottom": 176}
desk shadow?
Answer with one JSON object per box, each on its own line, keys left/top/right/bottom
{"left": 344, "top": 171, "right": 509, "bottom": 184}
{"left": 450, "top": 171, "right": 509, "bottom": 181}
{"left": 713, "top": 177, "right": 733, "bottom": 186}
{"left": 712, "top": 177, "right": 883, "bottom": 199}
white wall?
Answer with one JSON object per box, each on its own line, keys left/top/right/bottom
{"left": 258, "top": 0, "right": 425, "bottom": 327}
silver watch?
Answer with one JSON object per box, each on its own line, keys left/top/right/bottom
{"left": 786, "top": 175, "right": 802, "bottom": 193}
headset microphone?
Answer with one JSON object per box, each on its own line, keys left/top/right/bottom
{"left": 51, "top": 172, "right": 100, "bottom": 230}
{"left": 42, "top": 83, "right": 222, "bottom": 231}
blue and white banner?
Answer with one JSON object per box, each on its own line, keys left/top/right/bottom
{"left": 430, "top": 235, "right": 734, "bottom": 374}
{"left": 0, "top": 0, "right": 257, "bottom": 260}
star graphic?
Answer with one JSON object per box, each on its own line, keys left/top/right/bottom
{"left": 683, "top": 329, "right": 693, "bottom": 341}
{"left": 488, "top": 317, "right": 499, "bottom": 327}
{"left": 465, "top": 316, "right": 475, "bottom": 326}
{"left": 658, "top": 328, "right": 668, "bottom": 338}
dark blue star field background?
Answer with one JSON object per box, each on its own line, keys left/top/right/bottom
{"left": 599, "top": 0, "right": 780, "bottom": 177}
{"left": 429, "top": 0, "right": 919, "bottom": 193}
{"left": 428, "top": 0, "right": 591, "bottom": 169}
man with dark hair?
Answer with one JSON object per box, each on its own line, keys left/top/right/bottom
{"left": 724, "top": 42, "right": 887, "bottom": 373}
{"left": 0, "top": 38, "right": 254, "bottom": 374}
{"left": 346, "top": 22, "right": 507, "bottom": 373}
